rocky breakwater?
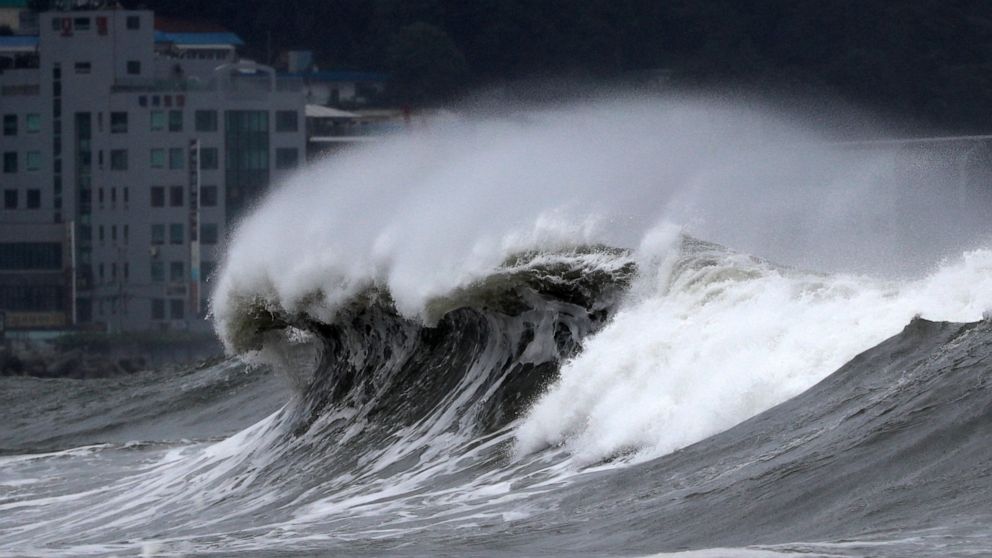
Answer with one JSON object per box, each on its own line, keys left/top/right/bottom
{"left": 0, "top": 345, "right": 147, "bottom": 379}
{"left": 0, "top": 331, "right": 222, "bottom": 379}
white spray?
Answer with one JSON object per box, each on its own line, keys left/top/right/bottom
{"left": 213, "top": 95, "right": 992, "bottom": 463}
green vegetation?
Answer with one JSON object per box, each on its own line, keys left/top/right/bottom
{"left": 126, "top": 0, "right": 992, "bottom": 131}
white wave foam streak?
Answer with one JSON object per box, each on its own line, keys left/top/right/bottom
{"left": 515, "top": 242, "right": 992, "bottom": 465}
{"left": 0, "top": 411, "right": 290, "bottom": 553}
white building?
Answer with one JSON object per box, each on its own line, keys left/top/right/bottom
{"left": 0, "top": 7, "right": 305, "bottom": 333}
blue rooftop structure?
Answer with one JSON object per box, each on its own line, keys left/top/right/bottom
{"left": 154, "top": 31, "right": 244, "bottom": 47}
{"left": 0, "top": 36, "right": 38, "bottom": 50}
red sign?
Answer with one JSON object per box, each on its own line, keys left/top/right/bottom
{"left": 60, "top": 18, "right": 72, "bottom": 36}
{"left": 97, "top": 17, "right": 108, "bottom": 35}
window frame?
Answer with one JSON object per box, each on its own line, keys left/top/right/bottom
{"left": 168, "top": 110, "right": 183, "bottom": 132}
{"left": 169, "top": 223, "right": 183, "bottom": 245}
{"left": 169, "top": 185, "right": 184, "bottom": 207}
{"left": 168, "top": 147, "right": 184, "bottom": 170}
{"left": 150, "top": 110, "right": 165, "bottom": 131}
{"left": 150, "top": 148, "right": 166, "bottom": 169}
{"left": 150, "top": 186, "right": 165, "bottom": 207}
{"left": 194, "top": 110, "right": 218, "bottom": 132}
{"left": 25, "top": 113, "right": 40, "bottom": 134}
{"left": 275, "top": 110, "right": 299, "bottom": 132}
{"left": 151, "top": 224, "right": 165, "bottom": 245}
{"left": 26, "top": 151, "right": 41, "bottom": 172}
{"left": 110, "top": 111, "right": 128, "bottom": 134}
{"left": 2, "top": 114, "right": 16, "bottom": 136}
{"left": 201, "top": 222, "right": 219, "bottom": 245}
{"left": 200, "top": 147, "right": 219, "bottom": 170}
{"left": 3, "top": 152, "right": 17, "bottom": 173}
{"left": 110, "top": 149, "right": 128, "bottom": 171}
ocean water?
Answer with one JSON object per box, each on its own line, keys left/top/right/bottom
{"left": 2, "top": 98, "right": 991, "bottom": 556}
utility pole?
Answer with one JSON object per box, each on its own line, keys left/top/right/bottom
{"left": 188, "top": 138, "right": 201, "bottom": 327}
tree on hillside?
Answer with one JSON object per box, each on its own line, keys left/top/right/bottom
{"left": 385, "top": 21, "right": 468, "bottom": 106}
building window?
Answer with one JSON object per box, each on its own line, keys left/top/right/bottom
{"left": 150, "top": 186, "right": 165, "bottom": 207}
{"left": 75, "top": 62, "right": 91, "bottom": 74}
{"left": 0, "top": 242, "right": 62, "bottom": 270}
{"left": 224, "top": 110, "right": 270, "bottom": 220}
{"left": 150, "top": 148, "right": 165, "bottom": 168}
{"left": 201, "top": 260, "right": 216, "bottom": 282}
{"left": 200, "top": 147, "right": 218, "bottom": 170}
{"left": 150, "top": 110, "right": 165, "bottom": 131}
{"left": 170, "top": 299, "right": 185, "bottom": 320}
{"left": 168, "top": 148, "right": 184, "bottom": 169}
{"left": 127, "top": 60, "right": 141, "bottom": 75}
{"left": 200, "top": 185, "right": 217, "bottom": 207}
{"left": 3, "top": 152, "right": 16, "bottom": 173}
{"left": 110, "top": 111, "right": 128, "bottom": 133}
{"left": 151, "top": 224, "right": 165, "bottom": 245}
{"left": 74, "top": 17, "right": 90, "bottom": 31}
{"left": 170, "top": 261, "right": 184, "bottom": 282}
{"left": 168, "top": 110, "right": 182, "bottom": 132}
{"left": 26, "top": 189, "right": 40, "bottom": 209}
{"left": 275, "top": 148, "right": 299, "bottom": 170}
{"left": 126, "top": 15, "right": 140, "bottom": 29}
{"left": 26, "top": 151, "right": 40, "bottom": 171}
{"left": 151, "top": 260, "right": 165, "bottom": 282}
{"left": 201, "top": 223, "right": 219, "bottom": 245}
{"left": 151, "top": 298, "right": 165, "bottom": 319}
{"left": 110, "top": 149, "right": 128, "bottom": 170}
{"left": 275, "top": 110, "right": 298, "bottom": 132}
{"left": 3, "top": 189, "right": 16, "bottom": 209}
{"left": 169, "top": 185, "right": 184, "bottom": 207}
{"left": 195, "top": 110, "right": 217, "bottom": 132}
{"left": 169, "top": 223, "right": 183, "bottom": 244}
{"left": 3, "top": 114, "right": 16, "bottom": 136}
{"left": 25, "top": 114, "right": 40, "bottom": 133}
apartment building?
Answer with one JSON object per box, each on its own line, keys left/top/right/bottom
{"left": 0, "top": 7, "right": 305, "bottom": 333}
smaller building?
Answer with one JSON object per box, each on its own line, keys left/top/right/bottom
{"left": 305, "top": 105, "right": 407, "bottom": 160}
{"left": 295, "top": 70, "right": 388, "bottom": 109}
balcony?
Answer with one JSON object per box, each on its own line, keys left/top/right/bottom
{"left": 1, "top": 83, "right": 40, "bottom": 96}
